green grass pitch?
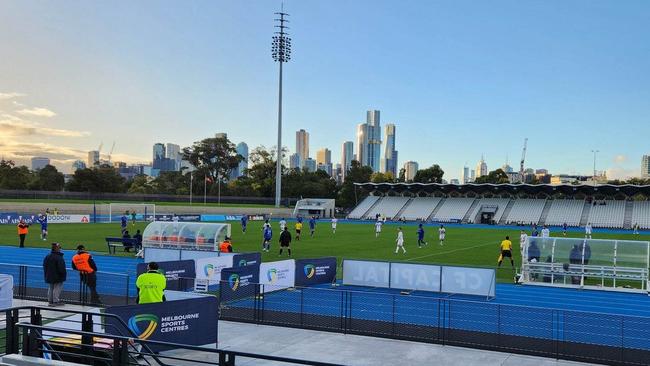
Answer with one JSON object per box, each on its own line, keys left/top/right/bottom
{"left": 0, "top": 221, "right": 644, "bottom": 283}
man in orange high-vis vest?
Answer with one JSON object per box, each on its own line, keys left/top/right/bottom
{"left": 17, "top": 219, "right": 29, "bottom": 248}
{"left": 72, "top": 245, "right": 101, "bottom": 304}
{"left": 219, "top": 237, "right": 233, "bottom": 253}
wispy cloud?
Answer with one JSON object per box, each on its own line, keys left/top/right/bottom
{"left": 0, "top": 114, "right": 89, "bottom": 137}
{"left": 0, "top": 92, "right": 26, "bottom": 100}
{"left": 614, "top": 155, "right": 627, "bottom": 164}
{"left": 16, "top": 107, "right": 57, "bottom": 118}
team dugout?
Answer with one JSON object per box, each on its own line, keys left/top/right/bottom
{"left": 142, "top": 222, "right": 232, "bottom": 251}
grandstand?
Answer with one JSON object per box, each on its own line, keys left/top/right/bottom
{"left": 349, "top": 182, "right": 650, "bottom": 229}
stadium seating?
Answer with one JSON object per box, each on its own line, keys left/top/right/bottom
{"left": 632, "top": 201, "right": 650, "bottom": 229}
{"left": 432, "top": 198, "right": 476, "bottom": 222}
{"left": 504, "top": 199, "right": 546, "bottom": 225}
{"left": 363, "top": 197, "right": 411, "bottom": 220}
{"left": 465, "top": 198, "right": 511, "bottom": 224}
{"left": 544, "top": 200, "right": 585, "bottom": 227}
{"left": 347, "top": 196, "right": 380, "bottom": 219}
{"left": 397, "top": 197, "right": 442, "bottom": 221}
{"left": 587, "top": 200, "right": 625, "bottom": 228}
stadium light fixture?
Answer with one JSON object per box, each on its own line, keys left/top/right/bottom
{"left": 272, "top": 6, "right": 292, "bottom": 208}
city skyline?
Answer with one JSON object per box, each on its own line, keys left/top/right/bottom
{"left": 1, "top": 1, "right": 649, "bottom": 180}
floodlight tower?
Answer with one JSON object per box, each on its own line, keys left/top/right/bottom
{"left": 271, "top": 6, "right": 292, "bottom": 207}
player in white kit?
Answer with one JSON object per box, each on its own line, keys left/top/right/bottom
{"left": 375, "top": 220, "right": 383, "bottom": 238}
{"left": 541, "top": 226, "right": 550, "bottom": 238}
{"left": 279, "top": 218, "right": 287, "bottom": 231}
{"left": 395, "top": 227, "right": 405, "bottom": 254}
{"left": 519, "top": 230, "right": 529, "bottom": 258}
{"left": 438, "top": 225, "right": 446, "bottom": 246}
{"left": 331, "top": 217, "right": 338, "bottom": 234}
{"left": 585, "top": 223, "right": 592, "bottom": 239}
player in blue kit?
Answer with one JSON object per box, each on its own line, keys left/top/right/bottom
{"left": 120, "top": 214, "right": 128, "bottom": 235}
{"left": 241, "top": 215, "right": 248, "bottom": 234}
{"left": 37, "top": 213, "right": 48, "bottom": 241}
{"left": 417, "top": 223, "right": 427, "bottom": 248}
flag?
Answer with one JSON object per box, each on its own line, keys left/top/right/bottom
{"left": 205, "top": 176, "right": 213, "bottom": 183}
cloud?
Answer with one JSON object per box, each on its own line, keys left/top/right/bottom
{"left": 0, "top": 92, "right": 26, "bottom": 100}
{"left": 0, "top": 114, "right": 89, "bottom": 137}
{"left": 11, "top": 101, "right": 25, "bottom": 107}
{"left": 614, "top": 155, "right": 627, "bottom": 164}
{"left": 606, "top": 167, "right": 638, "bottom": 180}
{"left": 16, "top": 107, "right": 57, "bottom": 118}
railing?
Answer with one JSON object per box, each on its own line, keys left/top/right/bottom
{"left": 219, "top": 283, "right": 650, "bottom": 366}
{"left": 3, "top": 306, "right": 342, "bottom": 365}
{"left": 0, "top": 263, "right": 133, "bottom": 306}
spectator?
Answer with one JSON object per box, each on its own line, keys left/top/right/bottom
{"left": 569, "top": 244, "right": 582, "bottom": 265}
{"left": 72, "top": 245, "right": 101, "bottom": 304}
{"left": 528, "top": 241, "right": 541, "bottom": 262}
{"left": 43, "top": 243, "right": 66, "bottom": 306}
{"left": 17, "top": 219, "right": 29, "bottom": 248}
{"left": 219, "top": 237, "right": 233, "bottom": 253}
{"left": 133, "top": 230, "right": 143, "bottom": 251}
{"left": 120, "top": 214, "right": 128, "bottom": 235}
{"left": 136, "top": 262, "right": 166, "bottom": 304}
{"left": 279, "top": 227, "right": 292, "bottom": 256}
{"left": 580, "top": 241, "right": 592, "bottom": 265}
{"left": 122, "top": 230, "right": 133, "bottom": 252}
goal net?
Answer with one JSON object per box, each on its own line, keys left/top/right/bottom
{"left": 521, "top": 237, "right": 650, "bottom": 293}
{"left": 108, "top": 203, "right": 156, "bottom": 223}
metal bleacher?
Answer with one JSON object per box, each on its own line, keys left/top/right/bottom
{"left": 363, "top": 196, "right": 410, "bottom": 219}
{"left": 543, "top": 199, "right": 585, "bottom": 227}
{"left": 632, "top": 201, "right": 650, "bottom": 229}
{"left": 347, "top": 196, "right": 380, "bottom": 219}
{"left": 587, "top": 200, "right": 626, "bottom": 228}
{"left": 397, "top": 197, "right": 442, "bottom": 221}
{"left": 432, "top": 198, "right": 476, "bottom": 223}
{"left": 503, "top": 199, "right": 546, "bottom": 225}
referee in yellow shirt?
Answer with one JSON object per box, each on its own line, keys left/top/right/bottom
{"left": 498, "top": 236, "right": 515, "bottom": 268}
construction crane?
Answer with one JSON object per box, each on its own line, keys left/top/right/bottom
{"left": 108, "top": 141, "right": 116, "bottom": 163}
{"left": 519, "top": 138, "right": 528, "bottom": 182}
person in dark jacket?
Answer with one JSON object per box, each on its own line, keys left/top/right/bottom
{"left": 278, "top": 227, "right": 292, "bottom": 257}
{"left": 72, "top": 245, "right": 101, "bottom": 304}
{"left": 569, "top": 245, "right": 582, "bottom": 264}
{"left": 122, "top": 230, "right": 133, "bottom": 252}
{"left": 527, "top": 242, "right": 541, "bottom": 262}
{"left": 133, "top": 230, "right": 143, "bottom": 251}
{"left": 43, "top": 242, "right": 66, "bottom": 306}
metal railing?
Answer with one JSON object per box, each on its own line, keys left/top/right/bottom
{"left": 219, "top": 283, "right": 650, "bottom": 366}
{"left": 0, "top": 263, "right": 133, "bottom": 306}
{"left": 3, "top": 306, "right": 342, "bottom": 365}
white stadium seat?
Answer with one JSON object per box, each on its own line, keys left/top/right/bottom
{"left": 504, "top": 199, "right": 546, "bottom": 225}
{"left": 347, "top": 196, "right": 380, "bottom": 219}
{"left": 397, "top": 197, "right": 442, "bottom": 221}
{"left": 544, "top": 200, "right": 584, "bottom": 227}
{"left": 364, "top": 197, "right": 411, "bottom": 220}
{"left": 587, "top": 200, "right": 625, "bottom": 229}
{"left": 632, "top": 201, "right": 650, "bottom": 229}
{"left": 432, "top": 198, "right": 475, "bottom": 222}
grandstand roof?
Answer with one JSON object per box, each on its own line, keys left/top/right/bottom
{"left": 353, "top": 182, "right": 650, "bottom": 197}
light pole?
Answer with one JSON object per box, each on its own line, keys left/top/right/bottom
{"left": 591, "top": 149, "right": 599, "bottom": 178}
{"left": 271, "top": 6, "right": 291, "bottom": 208}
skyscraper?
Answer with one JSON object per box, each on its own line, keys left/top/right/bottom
{"left": 476, "top": 156, "right": 488, "bottom": 178}
{"left": 303, "top": 158, "right": 316, "bottom": 173}
{"left": 31, "top": 157, "right": 50, "bottom": 171}
{"left": 166, "top": 143, "right": 181, "bottom": 170}
{"left": 381, "top": 123, "right": 397, "bottom": 176}
{"left": 215, "top": 133, "right": 228, "bottom": 139}
{"left": 296, "top": 129, "right": 309, "bottom": 163}
{"left": 152, "top": 143, "right": 166, "bottom": 170}
{"left": 461, "top": 166, "right": 470, "bottom": 183}
{"left": 356, "top": 110, "right": 382, "bottom": 171}
{"left": 642, "top": 155, "right": 650, "bottom": 178}
{"left": 316, "top": 148, "right": 332, "bottom": 165}
{"left": 72, "top": 160, "right": 86, "bottom": 171}
{"left": 235, "top": 142, "right": 249, "bottom": 178}
{"left": 341, "top": 141, "right": 354, "bottom": 181}
{"left": 403, "top": 161, "right": 418, "bottom": 182}
{"left": 289, "top": 153, "right": 301, "bottom": 170}
{"left": 87, "top": 150, "right": 99, "bottom": 167}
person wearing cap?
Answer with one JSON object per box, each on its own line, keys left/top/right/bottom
{"left": 72, "top": 245, "right": 101, "bottom": 304}
{"left": 43, "top": 243, "right": 66, "bottom": 306}
{"left": 219, "top": 237, "right": 233, "bottom": 253}
{"left": 136, "top": 262, "right": 166, "bottom": 304}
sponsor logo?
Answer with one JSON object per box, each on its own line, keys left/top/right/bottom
{"left": 238, "top": 259, "right": 248, "bottom": 266}
{"left": 81, "top": 216, "right": 89, "bottom": 223}
{"left": 228, "top": 274, "right": 240, "bottom": 291}
{"left": 204, "top": 264, "right": 214, "bottom": 277}
{"left": 128, "top": 314, "right": 159, "bottom": 340}
{"left": 267, "top": 268, "right": 278, "bottom": 283}
{"left": 304, "top": 264, "right": 315, "bottom": 279}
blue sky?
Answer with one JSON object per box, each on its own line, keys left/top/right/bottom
{"left": 1, "top": 1, "right": 649, "bottom": 179}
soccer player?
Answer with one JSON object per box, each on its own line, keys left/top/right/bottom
{"left": 633, "top": 223, "right": 640, "bottom": 235}
{"left": 331, "top": 217, "right": 338, "bottom": 234}
{"left": 241, "top": 215, "right": 248, "bottom": 234}
{"left": 531, "top": 226, "right": 539, "bottom": 237}
{"left": 262, "top": 225, "right": 273, "bottom": 252}
{"left": 120, "top": 213, "right": 128, "bottom": 235}
{"left": 541, "top": 225, "right": 550, "bottom": 238}
{"left": 131, "top": 210, "right": 137, "bottom": 227}
{"left": 295, "top": 220, "right": 303, "bottom": 241}
{"left": 279, "top": 218, "right": 287, "bottom": 231}
{"left": 562, "top": 222, "right": 568, "bottom": 236}
{"left": 498, "top": 236, "right": 514, "bottom": 268}
{"left": 375, "top": 220, "right": 383, "bottom": 238}
{"left": 394, "top": 227, "right": 406, "bottom": 254}
{"left": 438, "top": 225, "right": 446, "bottom": 246}
{"left": 519, "top": 230, "right": 528, "bottom": 259}
{"left": 279, "top": 227, "right": 292, "bottom": 257}
{"left": 585, "top": 222, "right": 592, "bottom": 239}
{"left": 417, "top": 223, "right": 427, "bottom": 248}
{"left": 37, "top": 213, "right": 48, "bottom": 241}
{"left": 309, "top": 216, "right": 316, "bottom": 237}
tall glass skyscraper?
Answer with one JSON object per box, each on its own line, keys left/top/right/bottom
{"left": 642, "top": 155, "right": 650, "bottom": 178}
{"left": 296, "top": 129, "right": 309, "bottom": 164}
{"left": 341, "top": 141, "right": 354, "bottom": 181}
{"left": 356, "top": 110, "right": 382, "bottom": 172}
{"left": 381, "top": 123, "right": 397, "bottom": 176}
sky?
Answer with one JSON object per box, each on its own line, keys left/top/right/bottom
{"left": 1, "top": 0, "right": 649, "bottom": 180}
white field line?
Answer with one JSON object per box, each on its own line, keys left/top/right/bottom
{"left": 405, "top": 241, "right": 496, "bottom": 262}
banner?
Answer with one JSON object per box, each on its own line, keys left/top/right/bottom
{"left": 220, "top": 265, "right": 260, "bottom": 302}
{"left": 195, "top": 256, "right": 233, "bottom": 283}
{"left": 46, "top": 214, "right": 90, "bottom": 224}
{"left": 137, "top": 260, "right": 196, "bottom": 291}
{"left": 106, "top": 296, "right": 218, "bottom": 351}
{"left": 145, "top": 214, "right": 201, "bottom": 222}
{"left": 389, "top": 263, "right": 441, "bottom": 292}
{"left": 201, "top": 214, "right": 226, "bottom": 222}
{"left": 295, "top": 257, "right": 337, "bottom": 287}
{"left": 233, "top": 252, "right": 262, "bottom": 267}
{"left": 259, "top": 259, "right": 296, "bottom": 293}
{"left": 225, "top": 215, "right": 243, "bottom": 221}
{"left": 440, "top": 266, "right": 496, "bottom": 297}
{"left": 342, "top": 260, "right": 390, "bottom": 288}
{"left": 0, "top": 213, "right": 36, "bottom": 225}
{"left": 0, "top": 274, "right": 13, "bottom": 310}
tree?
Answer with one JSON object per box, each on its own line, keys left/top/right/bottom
{"left": 33, "top": 165, "right": 64, "bottom": 191}
{"left": 397, "top": 168, "right": 406, "bottom": 183}
{"left": 338, "top": 160, "right": 373, "bottom": 208}
{"left": 182, "top": 135, "right": 243, "bottom": 183}
{"left": 474, "top": 169, "right": 510, "bottom": 184}
{"left": 0, "top": 160, "right": 34, "bottom": 190}
{"left": 243, "top": 145, "right": 288, "bottom": 197}
{"left": 413, "top": 164, "right": 444, "bottom": 183}
{"left": 66, "top": 167, "right": 126, "bottom": 193}
{"left": 127, "top": 175, "right": 155, "bottom": 194}
{"left": 153, "top": 171, "right": 189, "bottom": 195}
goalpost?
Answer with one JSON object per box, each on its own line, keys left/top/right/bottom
{"left": 108, "top": 203, "right": 156, "bottom": 223}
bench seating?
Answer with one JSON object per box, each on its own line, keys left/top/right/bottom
{"left": 106, "top": 237, "right": 139, "bottom": 254}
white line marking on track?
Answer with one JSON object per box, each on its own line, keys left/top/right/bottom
{"left": 405, "top": 241, "right": 496, "bottom": 262}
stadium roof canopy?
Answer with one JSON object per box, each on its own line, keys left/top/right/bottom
{"left": 353, "top": 182, "right": 650, "bottom": 198}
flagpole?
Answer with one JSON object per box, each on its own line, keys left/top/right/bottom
{"left": 204, "top": 175, "right": 207, "bottom": 205}
{"left": 218, "top": 174, "right": 221, "bottom": 206}
{"left": 189, "top": 173, "right": 193, "bottom": 206}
